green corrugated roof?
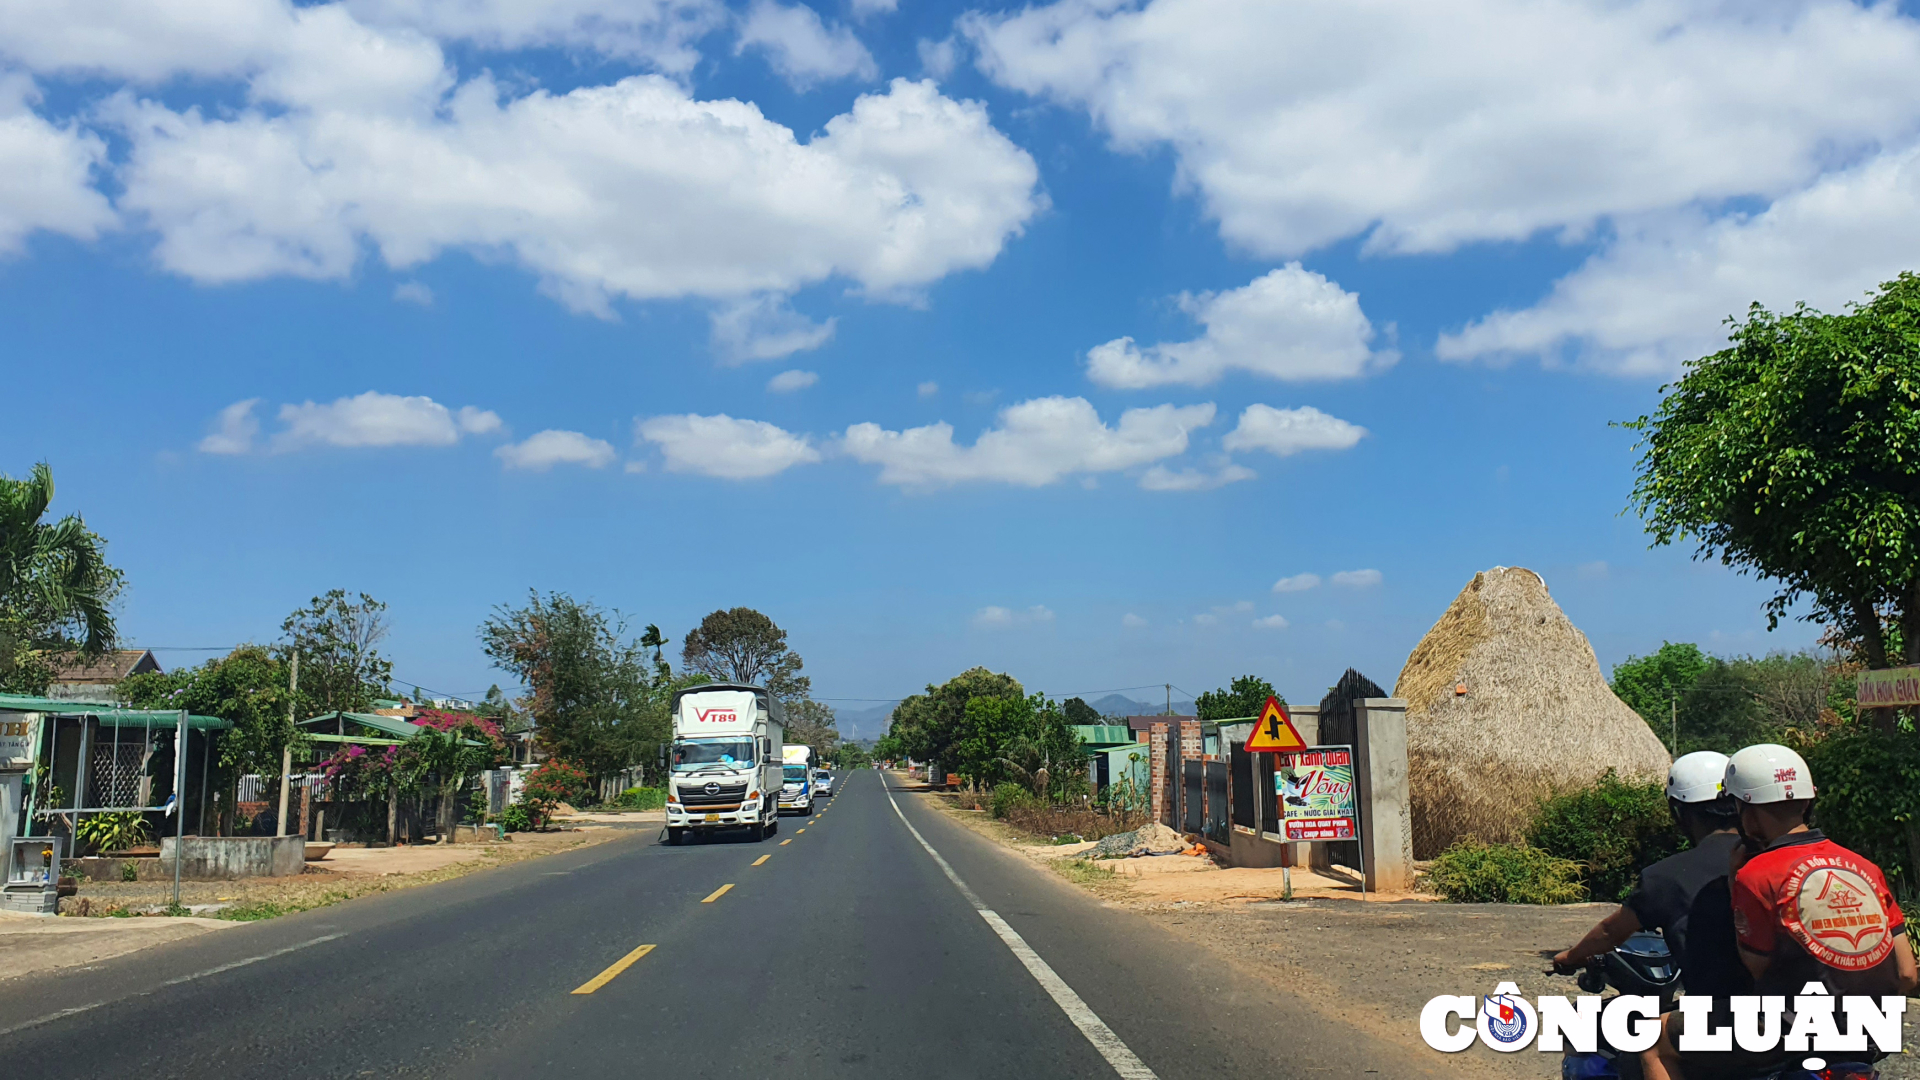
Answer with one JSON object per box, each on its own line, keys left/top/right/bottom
{"left": 298, "top": 711, "right": 485, "bottom": 746}
{"left": 1071, "top": 724, "right": 1135, "bottom": 748}
{"left": 0, "top": 693, "right": 230, "bottom": 729}
{"left": 299, "top": 711, "right": 426, "bottom": 739}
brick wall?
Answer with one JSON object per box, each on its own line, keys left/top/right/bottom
{"left": 1148, "top": 722, "right": 1169, "bottom": 822}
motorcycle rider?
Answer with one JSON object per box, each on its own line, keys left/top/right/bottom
{"left": 1553, "top": 751, "right": 1741, "bottom": 973}
{"left": 1642, "top": 743, "right": 1917, "bottom": 1080}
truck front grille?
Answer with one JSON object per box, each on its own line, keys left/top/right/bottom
{"left": 679, "top": 782, "right": 748, "bottom": 808}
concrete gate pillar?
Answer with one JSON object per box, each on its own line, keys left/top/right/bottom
{"left": 1353, "top": 698, "right": 1413, "bottom": 892}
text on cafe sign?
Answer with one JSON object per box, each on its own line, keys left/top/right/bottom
{"left": 1856, "top": 666, "right": 1920, "bottom": 707}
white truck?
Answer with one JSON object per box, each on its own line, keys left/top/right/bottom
{"left": 665, "top": 683, "right": 785, "bottom": 844}
{"left": 779, "top": 744, "right": 815, "bottom": 816}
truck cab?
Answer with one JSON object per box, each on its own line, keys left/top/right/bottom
{"left": 666, "top": 683, "right": 785, "bottom": 844}
{"left": 779, "top": 744, "right": 814, "bottom": 815}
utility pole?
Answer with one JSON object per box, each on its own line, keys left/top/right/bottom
{"left": 1671, "top": 694, "right": 1678, "bottom": 756}
{"left": 277, "top": 652, "right": 298, "bottom": 837}
{"left": 1166, "top": 684, "right": 1172, "bottom": 716}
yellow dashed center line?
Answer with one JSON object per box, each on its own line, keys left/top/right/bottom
{"left": 796, "top": 828, "right": 806, "bottom": 833}
{"left": 701, "top": 884, "right": 734, "bottom": 903}
{"left": 571, "top": 943, "right": 656, "bottom": 995}
{"left": 779, "top": 839, "right": 792, "bottom": 846}
{"left": 752, "top": 855, "right": 770, "bottom": 866}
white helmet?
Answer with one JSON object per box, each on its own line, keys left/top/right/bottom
{"left": 1723, "top": 744, "right": 1815, "bottom": 804}
{"left": 1666, "top": 751, "right": 1730, "bottom": 804}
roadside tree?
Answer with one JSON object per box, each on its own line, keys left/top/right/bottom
{"left": 783, "top": 696, "right": 841, "bottom": 756}
{"left": 481, "top": 591, "right": 667, "bottom": 786}
{"left": 680, "top": 607, "right": 810, "bottom": 700}
{"left": 120, "top": 645, "right": 300, "bottom": 835}
{"left": 1626, "top": 272, "right": 1920, "bottom": 733}
{"left": 886, "top": 667, "right": 1024, "bottom": 769}
{"left": 0, "top": 463, "right": 122, "bottom": 694}
{"left": 1194, "top": 676, "right": 1279, "bottom": 721}
{"left": 280, "top": 590, "right": 394, "bottom": 712}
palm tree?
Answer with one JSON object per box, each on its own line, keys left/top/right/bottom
{"left": 0, "top": 463, "right": 117, "bottom": 671}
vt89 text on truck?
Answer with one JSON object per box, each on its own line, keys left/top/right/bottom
{"left": 665, "top": 683, "right": 785, "bottom": 844}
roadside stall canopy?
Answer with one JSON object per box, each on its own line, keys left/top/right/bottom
{"left": 300, "top": 711, "right": 484, "bottom": 746}
{"left": 0, "top": 693, "right": 229, "bottom": 729}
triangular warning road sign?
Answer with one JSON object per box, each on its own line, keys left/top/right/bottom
{"left": 1244, "top": 696, "right": 1308, "bottom": 753}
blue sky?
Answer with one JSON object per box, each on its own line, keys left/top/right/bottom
{"left": 7, "top": 0, "right": 1916, "bottom": 708}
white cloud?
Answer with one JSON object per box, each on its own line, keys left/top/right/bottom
{"left": 1331, "top": 569, "right": 1382, "bottom": 588}
{"left": 767, "top": 369, "right": 820, "bottom": 393}
{"left": 1086, "top": 266, "right": 1394, "bottom": 388}
{"left": 270, "top": 391, "right": 499, "bottom": 451}
{"left": 917, "top": 381, "right": 939, "bottom": 398}
{"left": 712, "top": 295, "right": 836, "bottom": 363}
{"left": 918, "top": 36, "right": 957, "bottom": 78}
{"left": 1253, "top": 614, "right": 1289, "bottom": 630}
{"left": 1271, "top": 573, "right": 1319, "bottom": 593}
{"left": 841, "top": 396, "right": 1215, "bottom": 488}
{"left": 1223, "top": 404, "right": 1366, "bottom": 457}
{"left": 57, "top": 6, "right": 1039, "bottom": 317}
{"left": 1577, "top": 560, "right": 1610, "bottom": 580}
{"left": 853, "top": 0, "right": 899, "bottom": 16}
{"left": 393, "top": 280, "right": 433, "bottom": 306}
{"left": 198, "top": 398, "right": 261, "bottom": 455}
{"left": 637, "top": 413, "right": 822, "bottom": 479}
{"left": 347, "top": 0, "right": 724, "bottom": 74}
{"left": 1137, "top": 462, "right": 1254, "bottom": 492}
{"left": 964, "top": 0, "right": 1920, "bottom": 259}
{"left": 0, "top": 0, "right": 724, "bottom": 81}
{"left": 974, "top": 604, "right": 1053, "bottom": 628}
{"left": 735, "top": 0, "right": 877, "bottom": 88}
{"left": 495, "top": 429, "right": 616, "bottom": 471}
{"left": 455, "top": 405, "right": 503, "bottom": 435}
{"left": 1437, "top": 145, "right": 1920, "bottom": 374}
{"left": 1121, "top": 612, "right": 1147, "bottom": 629}
{"left": 1193, "top": 612, "right": 1217, "bottom": 626}
{"left": 0, "top": 74, "right": 114, "bottom": 256}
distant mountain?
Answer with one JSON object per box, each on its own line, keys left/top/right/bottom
{"left": 829, "top": 700, "right": 900, "bottom": 741}
{"left": 1085, "top": 693, "right": 1195, "bottom": 718}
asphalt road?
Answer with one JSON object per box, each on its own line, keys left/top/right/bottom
{"left": 0, "top": 769, "right": 1442, "bottom": 1079}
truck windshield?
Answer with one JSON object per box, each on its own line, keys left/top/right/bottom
{"left": 783, "top": 766, "right": 807, "bottom": 783}
{"left": 673, "top": 739, "right": 756, "bottom": 771}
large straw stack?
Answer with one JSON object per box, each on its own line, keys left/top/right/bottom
{"left": 1394, "top": 566, "right": 1670, "bottom": 858}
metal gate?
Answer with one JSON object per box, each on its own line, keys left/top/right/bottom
{"left": 1182, "top": 760, "right": 1204, "bottom": 834}
{"left": 1204, "top": 761, "right": 1230, "bottom": 843}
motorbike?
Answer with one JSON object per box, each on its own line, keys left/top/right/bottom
{"left": 1559, "top": 930, "right": 1681, "bottom": 1080}
{"left": 1555, "top": 932, "right": 1878, "bottom": 1080}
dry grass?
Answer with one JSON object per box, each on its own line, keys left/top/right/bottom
{"left": 1394, "top": 567, "right": 1671, "bottom": 858}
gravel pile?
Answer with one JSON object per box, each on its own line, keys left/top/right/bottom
{"left": 1090, "top": 822, "right": 1189, "bottom": 859}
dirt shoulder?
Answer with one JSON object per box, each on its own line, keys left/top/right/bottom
{"left": 59, "top": 825, "right": 634, "bottom": 921}
{"left": 920, "top": 792, "right": 1920, "bottom": 1079}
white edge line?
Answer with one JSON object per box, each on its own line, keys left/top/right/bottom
{"left": 0, "top": 932, "right": 346, "bottom": 1040}
{"left": 883, "top": 780, "right": 1159, "bottom": 1080}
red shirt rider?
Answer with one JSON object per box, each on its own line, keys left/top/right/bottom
{"left": 1731, "top": 830, "right": 1906, "bottom": 992}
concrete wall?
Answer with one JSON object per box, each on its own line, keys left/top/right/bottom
{"left": 159, "top": 835, "right": 306, "bottom": 880}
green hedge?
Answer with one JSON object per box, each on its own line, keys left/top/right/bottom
{"left": 1526, "top": 769, "right": 1682, "bottom": 902}
{"left": 617, "top": 786, "right": 666, "bottom": 811}
{"left": 1426, "top": 838, "right": 1589, "bottom": 904}
{"left": 990, "top": 782, "right": 1034, "bottom": 819}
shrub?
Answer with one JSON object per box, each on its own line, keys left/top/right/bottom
{"left": 499, "top": 802, "right": 534, "bottom": 833}
{"left": 990, "top": 783, "right": 1034, "bottom": 819}
{"left": 522, "top": 759, "right": 590, "bottom": 825}
{"left": 75, "top": 811, "right": 150, "bottom": 856}
{"left": 617, "top": 786, "right": 665, "bottom": 811}
{"left": 1426, "top": 838, "right": 1589, "bottom": 904}
{"left": 1526, "top": 770, "right": 1680, "bottom": 902}
{"left": 1801, "top": 729, "right": 1920, "bottom": 895}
